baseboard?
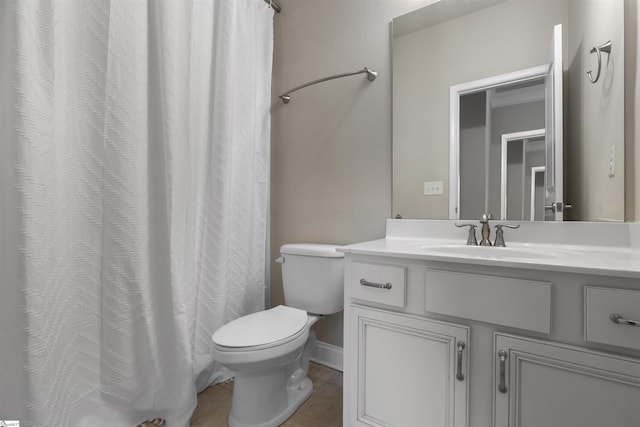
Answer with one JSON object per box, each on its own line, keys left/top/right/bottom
{"left": 310, "top": 340, "right": 343, "bottom": 372}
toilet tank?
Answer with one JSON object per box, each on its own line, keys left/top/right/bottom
{"left": 279, "top": 244, "right": 345, "bottom": 315}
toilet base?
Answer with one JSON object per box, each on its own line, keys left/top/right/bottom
{"left": 217, "top": 316, "right": 321, "bottom": 427}
{"left": 228, "top": 375, "right": 313, "bottom": 427}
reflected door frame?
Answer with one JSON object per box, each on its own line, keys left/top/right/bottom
{"left": 530, "top": 166, "right": 546, "bottom": 220}
{"left": 449, "top": 65, "right": 547, "bottom": 219}
{"left": 499, "top": 129, "right": 546, "bottom": 220}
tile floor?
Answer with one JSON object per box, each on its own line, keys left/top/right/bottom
{"left": 190, "top": 363, "right": 343, "bottom": 427}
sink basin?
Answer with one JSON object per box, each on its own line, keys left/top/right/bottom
{"left": 419, "top": 245, "right": 557, "bottom": 260}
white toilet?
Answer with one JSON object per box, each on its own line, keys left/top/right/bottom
{"left": 211, "top": 243, "right": 344, "bottom": 427}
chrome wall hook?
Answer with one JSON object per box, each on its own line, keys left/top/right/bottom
{"left": 587, "top": 40, "right": 612, "bottom": 84}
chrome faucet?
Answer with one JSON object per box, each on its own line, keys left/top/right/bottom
{"left": 493, "top": 224, "right": 520, "bottom": 247}
{"left": 479, "top": 213, "right": 492, "bottom": 246}
{"left": 457, "top": 214, "right": 520, "bottom": 246}
{"left": 455, "top": 223, "right": 478, "bottom": 245}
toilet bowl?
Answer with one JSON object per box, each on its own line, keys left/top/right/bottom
{"left": 211, "top": 244, "right": 344, "bottom": 427}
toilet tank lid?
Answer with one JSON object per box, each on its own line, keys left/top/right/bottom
{"left": 280, "top": 243, "right": 345, "bottom": 258}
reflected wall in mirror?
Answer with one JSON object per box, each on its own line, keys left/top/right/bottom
{"left": 453, "top": 71, "right": 548, "bottom": 221}
{"left": 500, "top": 130, "right": 546, "bottom": 221}
{"left": 392, "top": 0, "right": 626, "bottom": 221}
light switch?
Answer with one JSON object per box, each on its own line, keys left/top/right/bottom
{"left": 424, "top": 181, "right": 443, "bottom": 196}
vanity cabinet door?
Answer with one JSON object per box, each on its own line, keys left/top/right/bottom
{"left": 493, "top": 333, "right": 640, "bottom": 427}
{"left": 348, "top": 305, "right": 469, "bottom": 427}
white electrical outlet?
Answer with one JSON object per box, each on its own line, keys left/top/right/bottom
{"left": 608, "top": 145, "right": 615, "bottom": 177}
{"left": 424, "top": 181, "right": 443, "bottom": 196}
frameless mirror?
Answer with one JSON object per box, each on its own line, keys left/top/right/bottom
{"left": 392, "top": 0, "right": 626, "bottom": 221}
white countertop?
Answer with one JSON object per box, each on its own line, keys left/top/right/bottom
{"left": 338, "top": 220, "right": 640, "bottom": 279}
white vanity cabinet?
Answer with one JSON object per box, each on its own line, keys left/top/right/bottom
{"left": 493, "top": 333, "right": 640, "bottom": 427}
{"left": 344, "top": 260, "right": 469, "bottom": 427}
{"left": 342, "top": 246, "right": 640, "bottom": 427}
{"left": 348, "top": 305, "right": 469, "bottom": 427}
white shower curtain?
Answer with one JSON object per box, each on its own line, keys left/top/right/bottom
{"left": 0, "top": 0, "right": 273, "bottom": 426}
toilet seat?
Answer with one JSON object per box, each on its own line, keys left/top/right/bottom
{"left": 212, "top": 305, "right": 308, "bottom": 352}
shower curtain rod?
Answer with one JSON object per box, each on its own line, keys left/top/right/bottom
{"left": 263, "top": 0, "right": 281, "bottom": 13}
{"left": 278, "top": 67, "right": 378, "bottom": 104}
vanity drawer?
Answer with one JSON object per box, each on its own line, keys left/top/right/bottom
{"left": 425, "top": 269, "right": 551, "bottom": 333}
{"left": 585, "top": 286, "right": 640, "bottom": 351}
{"left": 346, "top": 261, "right": 406, "bottom": 308}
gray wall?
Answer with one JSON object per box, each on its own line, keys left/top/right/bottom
{"left": 636, "top": 0, "right": 640, "bottom": 221}
{"left": 459, "top": 92, "right": 488, "bottom": 220}
{"left": 626, "top": 0, "right": 640, "bottom": 222}
{"left": 568, "top": 0, "right": 626, "bottom": 221}
{"left": 489, "top": 101, "right": 546, "bottom": 218}
{"left": 270, "top": 0, "right": 436, "bottom": 346}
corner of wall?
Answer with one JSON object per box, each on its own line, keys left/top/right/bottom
{"left": 625, "top": 0, "right": 638, "bottom": 221}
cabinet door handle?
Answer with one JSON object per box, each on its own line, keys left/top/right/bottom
{"left": 498, "top": 350, "right": 508, "bottom": 393}
{"left": 456, "top": 340, "right": 466, "bottom": 381}
{"left": 610, "top": 313, "right": 640, "bottom": 327}
{"left": 359, "top": 278, "right": 392, "bottom": 290}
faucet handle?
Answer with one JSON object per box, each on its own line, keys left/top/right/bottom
{"left": 493, "top": 224, "right": 520, "bottom": 247}
{"left": 455, "top": 223, "right": 478, "bottom": 246}
{"left": 495, "top": 224, "right": 520, "bottom": 230}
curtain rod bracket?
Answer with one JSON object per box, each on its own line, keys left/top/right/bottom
{"left": 264, "top": 0, "right": 281, "bottom": 13}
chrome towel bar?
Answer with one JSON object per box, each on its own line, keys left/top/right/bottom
{"left": 279, "top": 67, "right": 377, "bottom": 104}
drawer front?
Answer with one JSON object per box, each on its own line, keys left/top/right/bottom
{"left": 425, "top": 269, "right": 551, "bottom": 333}
{"left": 347, "top": 262, "right": 406, "bottom": 308}
{"left": 585, "top": 286, "right": 640, "bottom": 350}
